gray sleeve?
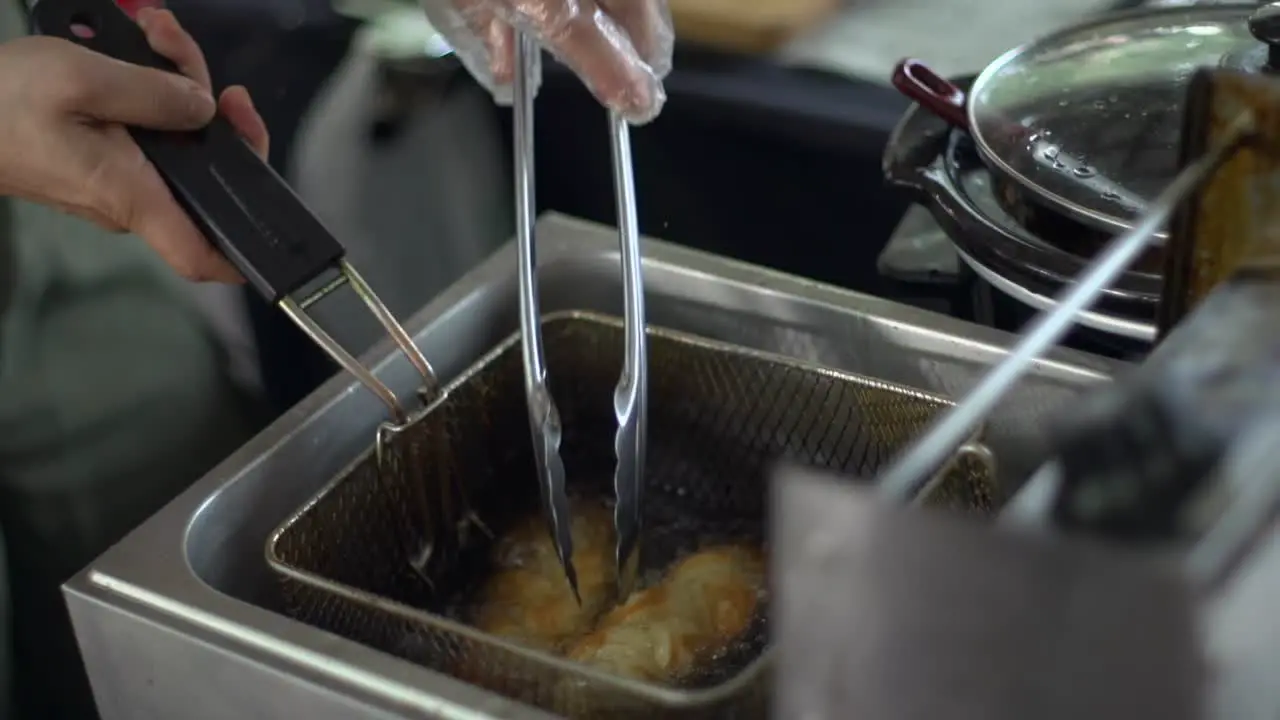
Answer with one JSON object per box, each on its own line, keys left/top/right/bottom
{"left": 0, "top": 201, "right": 14, "bottom": 322}
{"left": 1, "top": 0, "right": 26, "bottom": 317}
{"left": 0, "top": 200, "right": 264, "bottom": 716}
{"left": 0, "top": 527, "right": 9, "bottom": 720}
{"left": 0, "top": 525, "right": 8, "bottom": 717}
{"left": 2, "top": 1, "right": 27, "bottom": 42}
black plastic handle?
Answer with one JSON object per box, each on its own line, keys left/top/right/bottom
{"left": 31, "top": 0, "right": 345, "bottom": 302}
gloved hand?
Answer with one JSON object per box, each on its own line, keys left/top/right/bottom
{"left": 0, "top": 8, "right": 269, "bottom": 283}
{"left": 421, "top": 0, "right": 673, "bottom": 124}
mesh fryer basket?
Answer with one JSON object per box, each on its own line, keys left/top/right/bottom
{"left": 266, "top": 310, "right": 996, "bottom": 719}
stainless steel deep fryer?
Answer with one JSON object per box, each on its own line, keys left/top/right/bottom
{"left": 266, "top": 310, "right": 996, "bottom": 719}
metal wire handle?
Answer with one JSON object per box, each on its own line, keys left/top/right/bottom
{"left": 280, "top": 260, "right": 438, "bottom": 425}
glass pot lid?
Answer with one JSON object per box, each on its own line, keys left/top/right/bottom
{"left": 968, "top": 4, "right": 1264, "bottom": 235}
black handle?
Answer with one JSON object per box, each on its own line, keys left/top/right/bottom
{"left": 1049, "top": 380, "right": 1220, "bottom": 540}
{"left": 31, "top": 0, "right": 345, "bottom": 302}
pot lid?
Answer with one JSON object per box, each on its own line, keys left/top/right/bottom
{"left": 968, "top": 3, "right": 1265, "bottom": 235}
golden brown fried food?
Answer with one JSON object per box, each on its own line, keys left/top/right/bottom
{"left": 471, "top": 499, "right": 618, "bottom": 652}
{"left": 565, "top": 545, "right": 765, "bottom": 684}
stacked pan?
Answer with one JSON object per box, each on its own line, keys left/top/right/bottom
{"left": 884, "top": 3, "right": 1274, "bottom": 353}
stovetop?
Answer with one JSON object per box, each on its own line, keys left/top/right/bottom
{"left": 877, "top": 206, "right": 960, "bottom": 286}
{"left": 878, "top": 205, "right": 1155, "bottom": 360}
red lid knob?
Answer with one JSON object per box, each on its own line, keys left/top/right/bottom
{"left": 114, "top": 0, "right": 164, "bottom": 19}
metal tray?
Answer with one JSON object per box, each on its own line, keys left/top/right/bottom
{"left": 62, "top": 215, "right": 1121, "bottom": 720}
{"left": 266, "top": 311, "right": 994, "bottom": 718}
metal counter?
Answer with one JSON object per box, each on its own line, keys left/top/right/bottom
{"left": 65, "top": 214, "right": 1120, "bottom": 719}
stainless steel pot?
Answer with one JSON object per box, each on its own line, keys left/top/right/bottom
{"left": 885, "top": 3, "right": 1280, "bottom": 349}
{"left": 893, "top": 3, "right": 1267, "bottom": 236}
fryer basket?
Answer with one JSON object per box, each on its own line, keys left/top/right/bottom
{"left": 266, "top": 310, "right": 996, "bottom": 718}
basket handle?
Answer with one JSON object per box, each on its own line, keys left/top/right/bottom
{"left": 913, "top": 441, "right": 999, "bottom": 511}
{"left": 956, "top": 441, "right": 998, "bottom": 481}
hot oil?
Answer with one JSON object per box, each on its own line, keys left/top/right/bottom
{"left": 635, "top": 500, "right": 771, "bottom": 691}
{"left": 428, "top": 490, "right": 770, "bottom": 692}
{"left": 679, "top": 612, "right": 769, "bottom": 690}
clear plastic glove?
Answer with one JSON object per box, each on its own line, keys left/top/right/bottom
{"left": 421, "top": 0, "right": 673, "bottom": 124}
{"left": 0, "top": 8, "right": 269, "bottom": 283}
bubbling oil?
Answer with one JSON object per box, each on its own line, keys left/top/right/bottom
{"left": 433, "top": 492, "right": 770, "bottom": 690}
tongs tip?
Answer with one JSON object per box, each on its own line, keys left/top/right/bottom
{"left": 564, "top": 565, "right": 583, "bottom": 606}
{"left": 612, "top": 419, "right": 644, "bottom": 592}
{"left": 532, "top": 417, "right": 581, "bottom": 602}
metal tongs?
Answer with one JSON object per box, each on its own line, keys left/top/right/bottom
{"left": 30, "top": 2, "right": 437, "bottom": 427}
{"left": 511, "top": 34, "right": 648, "bottom": 600}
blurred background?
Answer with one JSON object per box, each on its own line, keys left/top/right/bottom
{"left": 132, "top": 0, "right": 1151, "bottom": 420}
{"left": 3, "top": 1, "right": 1212, "bottom": 718}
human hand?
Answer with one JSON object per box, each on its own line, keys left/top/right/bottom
{"left": 421, "top": 0, "right": 673, "bottom": 124}
{"left": 0, "top": 8, "right": 269, "bottom": 283}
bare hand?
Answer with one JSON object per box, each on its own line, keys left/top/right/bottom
{"left": 0, "top": 8, "right": 269, "bottom": 283}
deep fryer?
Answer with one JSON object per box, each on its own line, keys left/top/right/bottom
{"left": 267, "top": 311, "right": 997, "bottom": 719}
